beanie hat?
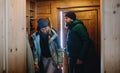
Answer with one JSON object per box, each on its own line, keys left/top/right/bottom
{"left": 65, "top": 12, "right": 76, "bottom": 20}
{"left": 37, "top": 18, "right": 49, "bottom": 29}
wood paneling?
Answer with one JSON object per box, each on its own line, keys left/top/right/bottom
{"left": 1, "top": 0, "right": 120, "bottom": 73}
{"left": 8, "top": 0, "right": 26, "bottom": 73}
{"left": 0, "top": 0, "right": 26, "bottom": 72}
{"left": 36, "top": 0, "right": 100, "bottom": 31}
{"left": 0, "top": 0, "right": 5, "bottom": 73}
{"left": 37, "top": 2, "right": 51, "bottom": 14}
{"left": 36, "top": 1, "right": 100, "bottom": 73}
{"left": 51, "top": 1, "right": 100, "bottom": 31}
{"left": 26, "top": 0, "right": 37, "bottom": 35}
{"left": 76, "top": 9, "right": 100, "bottom": 52}
{"left": 26, "top": 0, "right": 30, "bottom": 33}
{"left": 102, "top": 0, "right": 120, "bottom": 73}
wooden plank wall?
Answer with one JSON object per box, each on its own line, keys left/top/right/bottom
{"left": 26, "top": 0, "right": 30, "bottom": 34}
{"left": 1, "top": 0, "right": 120, "bottom": 73}
{"left": 7, "top": 0, "right": 26, "bottom": 73}
{"left": 0, "top": 0, "right": 5, "bottom": 73}
{"left": 37, "top": 0, "right": 100, "bottom": 31}
{"left": 0, "top": 0, "right": 26, "bottom": 73}
{"left": 36, "top": 1, "right": 100, "bottom": 73}
{"left": 102, "top": 0, "right": 120, "bottom": 73}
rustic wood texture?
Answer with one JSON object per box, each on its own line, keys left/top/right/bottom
{"left": 26, "top": 0, "right": 30, "bottom": 34}
{"left": 0, "top": 0, "right": 5, "bottom": 73}
{"left": 36, "top": 1, "right": 100, "bottom": 73}
{"left": 26, "top": 0, "right": 37, "bottom": 36}
{"left": 8, "top": 0, "right": 26, "bottom": 73}
{"left": 102, "top": 0, "right": 120, "bottom": 73}
{"left": 37, "top": 0, "right": 100, "bottom": 31}
{"left": 1, "top": 0, "right": 120, "bottom": 73}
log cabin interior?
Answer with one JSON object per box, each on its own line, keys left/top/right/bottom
{"left": 0, "top": 0, "right": 120, "bottom": 73}
{"left": 26, "top": 0, "right": 101, "bottom": 73}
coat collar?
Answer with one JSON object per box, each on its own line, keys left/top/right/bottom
{"left": 49, "top": 29, "right": 57, "bottom": 43}
{"left": 67, "top": 19, "right": 83, "bottom": 30}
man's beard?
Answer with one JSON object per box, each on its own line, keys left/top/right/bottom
{"left": 66, "top": 22, "right": 72, "bottom": 27}
{"left": 40, "top": 32, "right": 49, "bottom": 39}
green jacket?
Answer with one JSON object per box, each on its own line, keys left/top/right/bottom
{"left": 32, "top": 29, "right": 63, "bottom": 65}
{"left": 66, "top": 19, "right": 90, "bottom": 61}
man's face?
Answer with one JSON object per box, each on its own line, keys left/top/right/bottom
{"left": 40, "top": 26, "right": 49, "bottom": 34}
{"left": 64, "top": 17, "right": 73, "bottom": 23}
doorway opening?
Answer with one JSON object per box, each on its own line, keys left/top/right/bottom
{"left": 58, "top": 6, "right": 100, "bottom": 73}
{"left": 26, "top": 0, "right": 101, "bottom": 73}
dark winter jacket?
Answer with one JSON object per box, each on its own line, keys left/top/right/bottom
{"left": 66, "top": 19, "right": 90, "bottom": 61}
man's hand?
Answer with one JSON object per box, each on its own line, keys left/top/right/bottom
{"left": 76, "top": 59, "right": 83, "bottom": 64}
{"left": 34, "top": 64, "right": 39, "bottom": 71}
{"left": 57, "top": 64, "right": 63, "bottom": 69}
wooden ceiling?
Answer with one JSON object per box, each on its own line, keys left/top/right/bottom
{"left": 37, "top": 0, "right": 99, "bottom": 1}
{"left": 37, "top": 0, "right": 67, "bottom": 1}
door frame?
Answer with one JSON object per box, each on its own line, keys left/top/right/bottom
{"left": 0, "top": 0, "right": 108, "bottom": 73}
{"left": 58, "top": 6, "right": 101, "bottom": 73}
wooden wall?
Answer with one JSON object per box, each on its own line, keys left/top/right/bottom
{"left": 36, "top": 1, "right": 100, "bottom": 73}
{"left": 26, "top": 0, "right": 30, "bottom": 34}
{"left": 0, "top": 0, "right": 26, "bottom": 73}
{"left": 0, "top": 0, "right": 5, "bottom": 73}
{"left": 26, "top": 0, "right": 37, "bottom": 35}
{"left": 7, "top": 0, "right": 26, "bottom": 73}
{"left": 101, "top": 0, "right": 120, "bottom": 73}
{"left": 0, "top": 0, "right": 120, "bottom": 73}
{"left": 37, "top": 0, "right": 100, "bottom": 31}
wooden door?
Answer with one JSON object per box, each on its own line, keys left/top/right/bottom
{"left": 61, "top": 7, "right": 100, "bottom": 73}
{"left": 75, "top": 10, "right": 100, "bottom": 54}
{"left": 75, "top": 10, "right": 100, "bottom": 73}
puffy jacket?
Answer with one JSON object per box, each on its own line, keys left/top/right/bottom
{"left": 32, "top": 29, "right": 63, "bottom": 65}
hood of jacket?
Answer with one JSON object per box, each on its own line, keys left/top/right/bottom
{"left": 67, "top": 19, "right": 83, "bottom": 30}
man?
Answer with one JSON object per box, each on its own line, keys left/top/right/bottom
{"left": 64, "top": 12, "right": 90, "bottom": 73}
{"left": 31, "top": 18, "right": 63, "bottom": 73}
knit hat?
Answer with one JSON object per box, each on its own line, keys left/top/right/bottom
{"left": 37, "top": 18, "right": 49, "bottom": 29}
{"left": 65, "top": 12, "right": 76, "bottom": 20}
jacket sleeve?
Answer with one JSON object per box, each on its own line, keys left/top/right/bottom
{"left": 75, "top": 24, "right": 90, "bottom": 61}
{"left": 57, "top": 48, "right": 64, "bottom": 64}
{"left": 51, "top": 29, "right": 64, "bottom": 64}
{"left": 32, "top": 46, "right": 39, "bottom": 64}
{"left": 31, "top": 33, "right": 39, "bottom": 64}
{"left": 55, "top": 34, "right": 64, "bottom": 64}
